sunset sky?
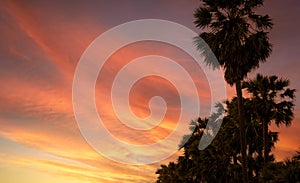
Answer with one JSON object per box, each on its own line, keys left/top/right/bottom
{"left": 1, "top": 0, "right": 300, "bottom": 182}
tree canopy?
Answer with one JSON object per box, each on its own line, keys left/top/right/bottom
{"left": 194, "top": 1, "right": 273, "bottom": 181}
{"left": 156, "top": 75, "right": 297, "bottom": 183}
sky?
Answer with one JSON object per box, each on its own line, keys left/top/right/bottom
{"left": 0, "top": 0, "right": 300, "bottom": 182}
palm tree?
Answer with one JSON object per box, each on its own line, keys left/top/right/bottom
{"left": 226, "top": 97, "right": 279, "bottom": 181}
{"left": 243, "top": 74, "right": 295, "bottom": 169}
{"left": 156, "top": 99, "right": 282, "bottom": 182}
{"left": 194, "top": 1, "right": 273, "bottom": 182}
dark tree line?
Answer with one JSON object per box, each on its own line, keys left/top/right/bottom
{"left": 156, "top": 75, "right": 298, "bottom": 183}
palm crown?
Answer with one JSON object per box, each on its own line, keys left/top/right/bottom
{"left": 194, "top": 0, "right": 273, "bottom": 85}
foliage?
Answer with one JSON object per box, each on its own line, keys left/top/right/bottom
{"left": 194, "top": 0, "right": 272, "bottom": 84}
{"left": 156, "top": 75, "right": 297, "bottom": 182}
{"left": 194, "top": 1, "right": 274, "bottom": 182}
{"left": 243, "top": 74, "right": 295, "bottom": 166}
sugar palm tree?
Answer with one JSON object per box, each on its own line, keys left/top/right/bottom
{"left": 225, "top": 97, "right": 279, "bottom": 181}
{"left": 156, "top": 98, "right": 284, "bottom": 182}
{"left": 194, "top": 1, "right": 273, "bottom": 182}
{"left": 243, "top": 74, "right": 295, "bottom": 168}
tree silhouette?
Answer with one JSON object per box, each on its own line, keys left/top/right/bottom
{"left": 156, "top": 94, "right": 290, "bottom": 182}
{"left": 243, "top": 74, "right": 295, "bottom": 170}
{"left": 263, "top": 151, "right": 300, "bottom": 182}
{"left": 225, "top": 97, "right": 279, "bottom": 181}
{"left": 293, "top": 150, "right": 300, "bottom": 161}
{"left": 194, "top": 1, "right": 273, "bottom": 182}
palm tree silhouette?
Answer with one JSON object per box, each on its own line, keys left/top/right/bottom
{"left": 226, "top": 97, "right": 279, "bottom": 180}
{"left": 194, "top": 1, "right": 273, "bottom": 182}
{"left": 243, "top": 74, "right": 295, "bottom": 169}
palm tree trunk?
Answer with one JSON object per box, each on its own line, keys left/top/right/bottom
{"left": 236, "top": 79, "right": 249, "bottom": 183}
{"left": 263, "top": 118, "right": 268, "bottom": 166}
